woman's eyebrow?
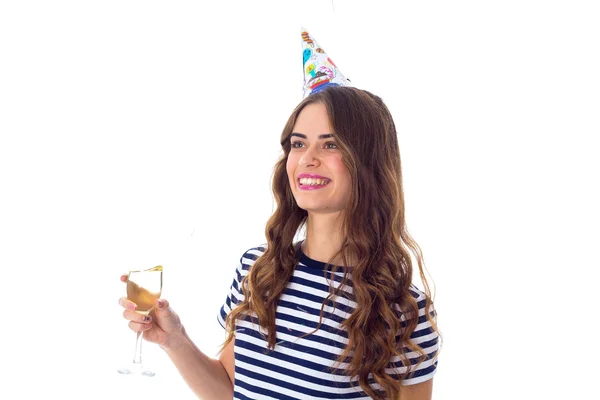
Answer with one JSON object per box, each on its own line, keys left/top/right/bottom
{"left": 281, "top": 132, "right": 335, "bottom": 146}
{"left": 290, "top": 133, "right": 334, "bottom": 139}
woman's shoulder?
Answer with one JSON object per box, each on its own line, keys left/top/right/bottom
{"left": 408, "top": 283, "right": 427, "bottom": 301}
{"left": 240, "top": 243, "right": 267, "bottom": 259}
{"left": 236, "top": 244, "right": 268, "bottom": 273}
{"left": 407, "top": 283, "right": 436, "bottom": 313}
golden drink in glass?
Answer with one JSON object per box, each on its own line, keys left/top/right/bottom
{"left": 118, "top": 266, "right": 162, "bottom": 377}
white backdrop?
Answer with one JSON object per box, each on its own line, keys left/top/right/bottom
{"left": 1, "top": 1, "right": 598, "bottom": 399}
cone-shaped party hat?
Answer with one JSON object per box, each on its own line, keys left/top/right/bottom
{"left": 301, "top": 27, "right": 352, "bottom": 99}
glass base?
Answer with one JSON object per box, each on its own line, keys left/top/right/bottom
{"left": 118, "top": 362, "right": 155, "bottom": 377}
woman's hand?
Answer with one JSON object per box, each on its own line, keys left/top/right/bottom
{"left": 118, "top": 274, "right": 186, "bottom": 351}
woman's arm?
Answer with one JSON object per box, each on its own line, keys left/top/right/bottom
{"left": 399, "top": 378, "right": 433, "bottom": 400}
{"left": 164, "top": 332, "right": 234, "bottom": 400}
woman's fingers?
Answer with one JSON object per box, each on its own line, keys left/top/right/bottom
{"left": 123, "top": 309, "right": 153, "bottom": 332}
{"left": 118, "top": 296, "right": 137, "bottom": 311}
{"left": 155, "top": 298, "right": 168, "bottom": 309}
{"left": 122, "top": 309, "right": 152, "bottom": 323}
{"left": 128, "top": 320, "right": 153, "bottom": 332}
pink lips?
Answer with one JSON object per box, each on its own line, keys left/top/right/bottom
{"left": 297, "top": 173, "right": 331, "bottom": 190}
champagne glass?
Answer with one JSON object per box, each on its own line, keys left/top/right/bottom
{"left": 118, "top": 265, "right": 163, "bottom": 377}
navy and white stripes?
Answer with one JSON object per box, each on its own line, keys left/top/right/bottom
{"left": 218, "top": 245, "right": 439, "bottom": 399}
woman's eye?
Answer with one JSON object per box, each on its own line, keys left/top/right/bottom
{"left": 290, "top": 141, "right": 337, "bottom": 149}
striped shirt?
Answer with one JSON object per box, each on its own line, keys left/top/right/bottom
{"left": 218, "top": 244, "right": 439, "bottom": 400}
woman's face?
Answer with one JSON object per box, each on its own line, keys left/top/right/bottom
{"left": 286, "top": 102, "right": 352, "bottom": 216}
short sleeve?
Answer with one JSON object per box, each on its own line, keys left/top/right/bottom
{"left": 217, "top": 246, "right": 264, "bottom": 330}
{"left": 399, "top": 289, "right": 440, "bottom": 386}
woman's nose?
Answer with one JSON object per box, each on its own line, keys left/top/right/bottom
{"left": 299, "top": 151, "right": 319, "bottom": 167}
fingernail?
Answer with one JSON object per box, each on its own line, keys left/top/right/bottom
{"left": 127, "top": 303, "right": 136, "bottom": 310}
{"left": 158, "top": 299, "right": 164, "bottom": 308}
{"left": 143, "top": 316, "right": 151, "bottom": 322}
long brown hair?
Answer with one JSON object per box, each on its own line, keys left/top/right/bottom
{"left": 221, "top": 86, "right": 441, "bottom": 399}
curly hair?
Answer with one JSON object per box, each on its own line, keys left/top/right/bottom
{"left": 221, "top": 86, "right": 441, "bottom": 399}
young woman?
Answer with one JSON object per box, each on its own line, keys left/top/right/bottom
{"left": 120, "top": 86, "right": 441, "bottom": 399}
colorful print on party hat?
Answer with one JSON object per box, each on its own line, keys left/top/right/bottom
{"left": 301, "top": 27, "right": 352, "bottom": 99}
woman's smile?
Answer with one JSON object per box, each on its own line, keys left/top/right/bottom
{"left": 297, "top": 173, "right": 332, "bottom": 190}
{"left": 297, "top": 178, "right": 331, "bottom": 190}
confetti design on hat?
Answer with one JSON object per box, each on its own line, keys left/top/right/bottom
{"left": 301, "top": 27, "right": 352, "bottom": 99}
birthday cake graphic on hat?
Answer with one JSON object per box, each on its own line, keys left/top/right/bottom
{"left": 301, "top": 27, "right": 352, "bottom": 99}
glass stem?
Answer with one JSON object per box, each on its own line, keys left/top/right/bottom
{"left": 133, "top": 330, "right": 144, "bottom": 365}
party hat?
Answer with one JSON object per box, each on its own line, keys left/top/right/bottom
{"left": 301, "top": 27, "right": 352, "bottom": 99}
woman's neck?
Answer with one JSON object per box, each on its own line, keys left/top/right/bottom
{"left": 302, "top": 212, "right": 347, "bottom": 265}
